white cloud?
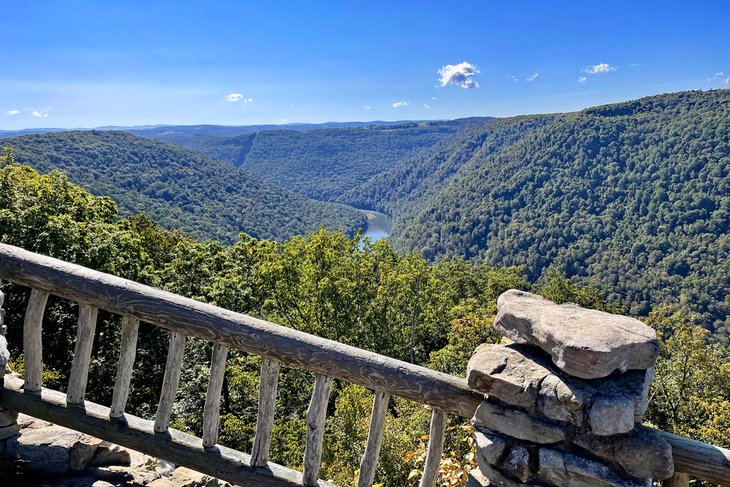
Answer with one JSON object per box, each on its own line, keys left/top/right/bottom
{"left": 31, "top": 110, "right": 48, "bottom": 118}
{"left": 438, "top": 61, "right": 480, "bottom": 89}
{"left": 6, "top": 109, "right": 20, "bottom": 116}
{"left": 711, "top": 72, "right": 730, "bottom": 84}
{"left": 585, "top": 63, "right": 617, "bottom": 75}
{"left": 392, "top": 101, "right": 408, "bottom": 108}
{"left": 225, "top": 93, "right": 253, "bottom": 103}
{"left": 505, "top": 74, "right": 518, "bottom": 82}
{"left": 424, "top": 104, "right": 431, "bottom": 109}
{"left": 431, "top": 96, "right": 438, "bottom": 100}
{"left": 363, "top": 105, "right": 371, "bottom": 110}
{"left": 577, "top": 76, "right": 588, "bottom": 83}
{"left": 525, "top": 73, "right": 539, "bottom": 82}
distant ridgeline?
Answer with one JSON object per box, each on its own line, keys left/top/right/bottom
{"left": 1, "top": 89, "right": 729, "bottom": 336}
{"left": 1, "top": 131, "right": 366, "bottom": 243}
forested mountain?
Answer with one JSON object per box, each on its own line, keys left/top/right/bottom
{"left": 1, "top": 157, "right": 727, "bottom": 486}
{"left": 339, "top": 115, "right": 556, "bottom": 219}
{"left": 149, "top": 120, "right": 484, "bottom": 201}
{"left": 1, "top": 131, "right": 365, "bottom": 243}
{"left": 388, "top": 90, "right": 730, "bottom": 336}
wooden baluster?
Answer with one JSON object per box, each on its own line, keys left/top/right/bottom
{"left": 302, "top": 374, "right": 333, "bottom": 486}
{"left": 23, "top": 289, "right": 49, "bottom": 393}
{"left": 154, "top": 331, "right": 186, "bottom": 433}
{"left": 202, "top": 343, "right": 228, "bottom": 448}
{"left": 251, "top": 356, "right": 281, "bottom": 467}
{"left": 419, "top": 408, "right": 447, "bottom": 487}
{"left": 66, "top": 304, "right": 99, "bottom": 405}
{"left": 357, "top": 390, "right": 390, "bottom": 487}
{"left": 664, "top": 472, "right": 690, "bottom": 487}
{"left": 110, "top": 315, "right": 140, "bottom": 418}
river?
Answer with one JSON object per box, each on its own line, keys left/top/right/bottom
{"left": 362, "top": 210, "right": 392, "bottom": 242}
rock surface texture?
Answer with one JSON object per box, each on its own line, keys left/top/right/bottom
{"left": 494, "top": 290, "right": 659, "bottom": 379}
{"left": 0, "top": 414, "right": 233, "bottom": 486}
{"left": 468, "top": 290, "right": 671, "bottom": 486}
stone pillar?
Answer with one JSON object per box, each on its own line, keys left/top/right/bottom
{"left": 466, "top": 290, "right": 674, "bottom": 487}
{"left": 0, "top": 282, "right": 20, "bottom": 477}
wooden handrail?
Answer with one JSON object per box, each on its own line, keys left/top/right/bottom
{"left": 1, "top": 243, "right": 729, "bottom": 485}
{"left": 0, "top": 243, "right": 479, "bottom": 418}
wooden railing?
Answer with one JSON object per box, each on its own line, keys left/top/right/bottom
{"left": 0, "top": 243, "right": 728, "bottom": 486}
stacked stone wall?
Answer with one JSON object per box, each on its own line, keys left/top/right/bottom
{"left": 466, "top": 290, "right": 674, "bottom": 487}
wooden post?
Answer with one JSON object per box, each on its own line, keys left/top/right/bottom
{"left": 110, "top": 315, "right": 140, "bottom": 418}
{"left": 66, "top": 303, "right": 98, "bottom": 405}
{"left": 251, "top": 356, "right": 281, "bottom": 467}
{"left": 664, "top": 472, "right": 690, "bottom": 487}
{"left": 357, "top": 390, "right": 390, "bottom": 487}
{"left": 202, "top": 343, "right": 228, "bottom": 448}
{"left": 154, "top": 331, "right": 186, "bottom": 433}
{"left": 302, "top": 374, "right": 333, "bottom": 487}
{"left": 419, "top": 408, "right": 447, "bottom": 487}
{"left": 23, "top": 288, "right": 49, "bottom": 393}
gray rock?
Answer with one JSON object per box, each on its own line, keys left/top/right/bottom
{"left": 467, "top": 343, "right": 651, "bottom": 432}
{"left": 0, "top": 334, "right": 9, "bottom": 369}
{"left": 538, "top": 448, "right": 650, "bottom": 487}
{"left": 472, "top": 399, "right": 566, "bottom": 445}
{"left": 501, "top": 445, "right": 531, "bottom": 482}
{"left": 475, "top": 428, "right": 507, "bottom": 465}
{"left": 477, "top": 458, "right": 540, "bottom": 487}
{"left": 70, "top": 435, "right": 103, "bottom": 471}
{"left": 588, "top": 396, "right": 635, "bottom": 436}
{"left": 574, "top": 426, "right": 674, "bottom": 480}
{"left": 0, "top": 423, "right": 20, "bottom": 440}
{"left": 494, "top": 290, "right": 659, "bottom": 379}
{"left": 16, "top": 425, "right": 79, "bottom": 475}
{"left": 0, "top": 407, "right": 19, "bottom": 428}
{"left": 466, "top": 469, "right": 491, "bottom": 486}
{"left": 89, "top": 443, "right": 132, "bottom": 467}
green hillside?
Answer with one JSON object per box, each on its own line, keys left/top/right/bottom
{"left": 391, "top": 90, "right": 730, "bottom": 335}
{"left": 2, "top": 131, "right": 366, "bottom": 243}
{"left": 339, "top": 115, "right": 556, "bottom": 219}
{"left": 150, "top": 120, "right": 482, "bottom": 201}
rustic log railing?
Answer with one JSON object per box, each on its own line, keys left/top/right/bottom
{"left": 0, "top": 243, "right": 728, "bottom": 486}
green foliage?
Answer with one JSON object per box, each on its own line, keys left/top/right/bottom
{"left": 646, "top": 307, "right": 730, "bottom": 447}
{"left": 384, "top": 90, "right": 730, "bottom": 335}
{"left": 163, "top": 121, "right": 475, "bottom": 202}
{"left": 2, "top": 131, "right": 366, "bottom": 243}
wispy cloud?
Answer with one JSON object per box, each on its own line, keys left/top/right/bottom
{"left": 710, "top": 72, "right": 730, "bottom": 84}
{"left": 505, "top": 74, "right": 518, "bottom": 82}
{"left": 363, "top": 105, "right": 371, "bottom": 110}
{"left": 6, "top": 109, "right": 20, "bottom": 116}
{"left": 225, "top": 93, "right": 253, "bottom": 103}
{"left": 392, "top": 101, "right": 408, "bottom": 108}
{"left": 585, "top": 63, "right": 617, "bottom": 75}
{"left": 525, "top": 73, "right": 539, "bottom": 82}
{"left": 31, "top": 110, "right": 48, "bottom": 118}
{"left": 424, "top": 104, "right": 431, "bottom": 109}
{"left": 577, "top": 76, "right": 588, "bottom": 84}
{"left": 438, "top": 61, "right": 480, "bottom": 89}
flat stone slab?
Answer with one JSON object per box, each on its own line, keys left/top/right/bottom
{"left": 574, "top": 426, "right": 674, "bottom": 480}
{"left": 472, "top": 399, "right": 566, "bottom": 445}
{"left": 538, "top": 448, "right": 651, "bottom": 487}
{"left": 494, "top": 290, "right": 659, "bottom": 379}
{"left": 467, "top": 343, "right": 652, "bottom": 435}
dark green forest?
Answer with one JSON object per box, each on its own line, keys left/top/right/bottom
{"left": 1, "top": 131, "right": 365, "bottom": 244}
{"left": 380, "top": 90, "right": 730, "bottom": 340}
{"left": 155, "top": 120, "right": 482, "bottom": 201}
{"left": 0, "top": 156, "right": 727, "bottom": 486}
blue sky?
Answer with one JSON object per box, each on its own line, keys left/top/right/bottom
{"left": 3, "top": 0, "right": 730, "bottom": 129}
